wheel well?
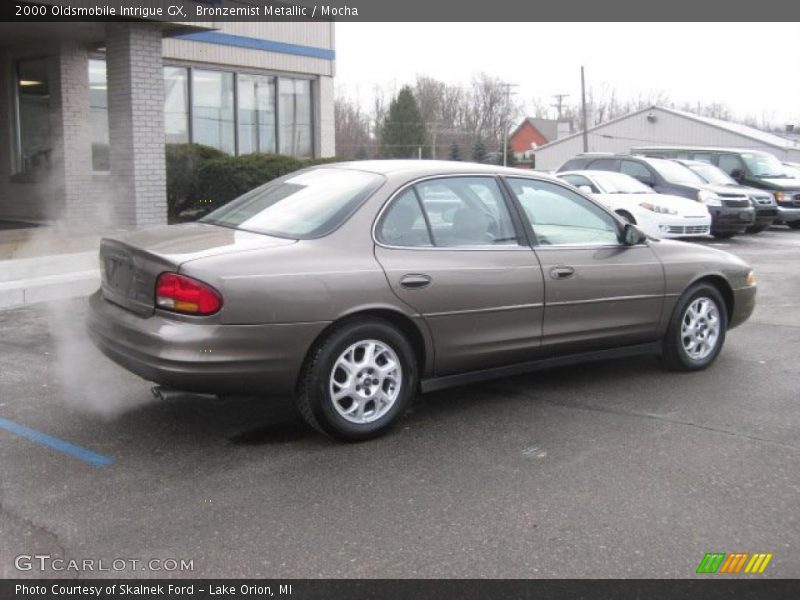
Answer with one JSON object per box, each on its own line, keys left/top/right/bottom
{"left": 695, "top": 275, "right": 734, "bottom": 320}
{"left": 301, "top": 309, "right": 427, "bottom": 379}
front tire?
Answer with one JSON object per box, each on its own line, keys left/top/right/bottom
{"left": 745, "top": 224, "right": 767, "bottom": 234}
{"left": 296, "top": 318, "right": 417, "bottom": 441}
{"left": 712, "top": 231, "right": 736, "bottom": 239}
{"left": 662, "top": 284, "right": 727, "bottom": 371}
{"left": 788, "top": 222, "right": 800, "bottom": 230}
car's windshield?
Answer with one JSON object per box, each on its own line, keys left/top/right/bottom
{"left": 590, "top": 172, "right": 652, "bottom": 194}
{"left": 201, "top": 168, "right": 384, "bottom": 238}
{"left": 687, "top": 163, "right": 737, "bottom": 186}
{"left": 647, "top": 158, "right": 705, "bottom": 185}
{"left": 742, "top": 152, "right": 789, "bottom": 178}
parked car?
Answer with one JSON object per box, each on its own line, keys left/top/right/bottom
{"left": 632, "top": 147, "right": 800, "bottom": 229}
{"left": 88, "top": 161, "right": 756, "bottom": 441}
{"left": 673, "top": 159, "right": 778, "bottom": 234}
{"left": 557, "top": 170, "right": 711, "bottom": 239}
{"left": 783, "top": 162, "right": 800, "bottom": 179}
{"left": 557, "top": 153, "right": 755, "bottom": 238}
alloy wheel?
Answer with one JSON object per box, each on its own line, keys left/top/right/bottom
{"left": 329, "top": 339, "right": 403, "bottom": 424}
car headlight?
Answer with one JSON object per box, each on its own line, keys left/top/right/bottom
{"left": 639, "top": 202, "right": 678, "bottom": 215}
{"left": 697, "top": 190, "right": 722, "bottom": 206}
{"left": 745, "top": 271, "right": 756, "bottom": 287}
{"left": 774, "top": 191, "right": 798, "bottom": 203}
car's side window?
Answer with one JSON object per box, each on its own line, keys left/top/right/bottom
{"left": 506, "top": 178, "right": 620, "bottom": 247}
{"left": 560, "top": 174, "right": 598, "bottom": 193}
{"left": 620, "top": 160, "right": 654, "bottom": 184}
{"left": 690, "top": 152, "right": 713, "bottom": 164}
{"left": 414, "top": 177, "right": 518, "bottom": 247}
{"left": 718, "top": 154, "right": 745, "bottom": 176}
{"left": 588, "top": 158, "right": 618, "bottom": 171}
{"left": 378, "top": 188, "right": 433, "bottom": 247}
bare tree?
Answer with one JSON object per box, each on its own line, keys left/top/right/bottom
{"left": 334, "top": 97, "right": 372, "bottom": 159}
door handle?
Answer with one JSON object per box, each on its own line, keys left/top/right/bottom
{"left": 400, "top": 273, "right": 432, "bottom": 289}
{"left": 549, "top": 266, "right": 575, "bottom": 280}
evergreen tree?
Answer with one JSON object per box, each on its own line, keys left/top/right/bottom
{"left": 448, "top": 142, "right": 461, "bottom": 161}
{"left": 381, "top": 86, "right": 428, "bottom": 159}
{"left": 505, "top": 142, "right": 518, "bottom": 167}
{"left": 471, "top": 137, "right": 487, "bottom": 163}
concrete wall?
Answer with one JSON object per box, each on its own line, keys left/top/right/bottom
{"left": 163, "top": 21, "right": 335, "bottom": 77}
{"left": 533, "top": 108, "right": 800, "bottom": 170}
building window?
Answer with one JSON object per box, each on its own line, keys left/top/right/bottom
{"left": 237, "top": 74, "right": 276, "bottom": 155}
{"left": 279, "top": 78, "right": 312, "bottom": 158}
{"left": 88, "top": 58, "right": 109, "bottom": 171}
{"left": 14, "top": 57, "right": 52, "bottom": 174}
{"left": 164, "top": 66, "right": 189, "bottom": 144}
{"left": 156, "top": 62, "right": 314, "bottom": 158}
{"left": 191, "top": 69, "right": 235, "bottom": 154}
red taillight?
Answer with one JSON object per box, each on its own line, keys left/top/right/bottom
{"left": 155, "top": 273, "right": 222, "bottom": 315}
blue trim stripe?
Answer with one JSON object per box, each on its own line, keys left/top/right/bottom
{"left": 176, "top": 31, "right": 335, "bottom": 60}
{"left": 0, "top": 416, "right": 113, "bottom": 467}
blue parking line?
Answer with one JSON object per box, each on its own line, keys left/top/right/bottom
{"left": 0, "top": 416, "right": 113, "bottom": 467}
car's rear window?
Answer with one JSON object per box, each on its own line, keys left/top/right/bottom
{"left": 200, "top": 168, "right": 385, "bottom": 239}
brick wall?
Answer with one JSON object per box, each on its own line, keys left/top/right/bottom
{"left": 57, "top": 41, "right": 94, "bottom": 224}
{"left": 106, "top": 23, "right": 167, "bottom": 228}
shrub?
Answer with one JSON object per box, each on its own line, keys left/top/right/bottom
{"left": 166, "top": 144, "right": 226, "bottom": 222}
{"left": 166, "top": 144, "right": 340, "bottom": 222}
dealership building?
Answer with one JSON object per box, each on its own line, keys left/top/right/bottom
{"left": 532, "top": 105, "right": 800, "bottom": 171}
{"left": 0, "top": 19, "right": 336, "bottom": 229}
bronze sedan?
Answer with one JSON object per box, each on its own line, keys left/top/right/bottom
{"left": 88, "top": 161, "right": 756, "bottom": 440}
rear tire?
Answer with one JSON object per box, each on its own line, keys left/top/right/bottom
{"left": 788, "top": 222, "right": 800, "bottom": 230}
{"left": 662, "top": 283, "right": 727, "bottom": 372}
{"left": 745, "top": 224, "right": 767, "bottom": 234}
{"left": 296, "top": 318, "right": 417, "bottom": 441}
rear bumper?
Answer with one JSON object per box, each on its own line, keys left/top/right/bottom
{"left": 87, "top": 291, "right": 327, "bottom": 395}
{"left": 729, "top": 285, "right": 757, "bottom": 330}
{"left": 708, "top": 206, "right": 754, "bottom": 234}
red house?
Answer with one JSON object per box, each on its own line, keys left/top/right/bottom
{"left": 509, "top": 118, "right": 568, "bottom": 166}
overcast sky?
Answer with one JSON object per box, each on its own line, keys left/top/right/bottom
{"left": 335, "top": 22, "right": 800, "bottom": 127}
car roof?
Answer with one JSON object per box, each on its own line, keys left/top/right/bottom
{"left": 672, "top": 159, "right": 710, "bottom": 167}
{"left": 559, "top": 170, "right": 643, "bottom": 183}
{"left": 632, "top": 145, "right": 773, "bottom": 155}
{"left": 323, "top": 159, "right": 560, "bottom": 179}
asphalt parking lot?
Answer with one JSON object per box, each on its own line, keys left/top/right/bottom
{"left": 1, "top": 228, "right": 799, "bottom": 579}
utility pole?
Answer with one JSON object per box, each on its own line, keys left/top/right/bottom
{"left": 580, "top": 66, "right": 589, "bottom": 153}
{"left": 502, "top": 82, "right": 518, "bottom": 167}
{"left": 551, "top": 94, "right": 569, "bottom": 120}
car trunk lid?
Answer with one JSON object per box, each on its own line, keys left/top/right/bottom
{"left": 99, "top": 223, "right": 295, "bottom": 316}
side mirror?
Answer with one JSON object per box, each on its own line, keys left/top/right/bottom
{"left": 730, "top": 168, "right": 744, "bottom": 181}
{"left": 622, "top": 222, "right": 646, "bottom": 246}
{"left": 578, "top": 185, "right": 594, "bottom": 194}
{"left": 634, "top": 175, "right": 655, "bottom": 187}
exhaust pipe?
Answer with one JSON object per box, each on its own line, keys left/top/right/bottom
{"left": 151, "top": 386, "right": 218, "bottom": 402}
{"left": 151, "top": 386, "right": 185, "bottom": 402}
